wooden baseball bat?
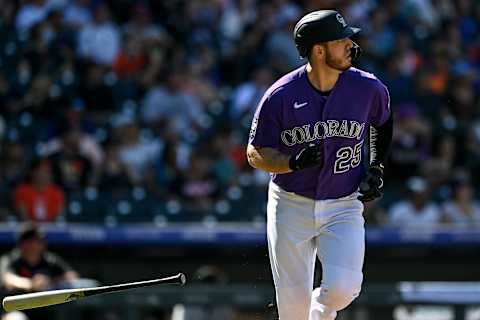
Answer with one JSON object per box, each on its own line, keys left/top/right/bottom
{"left": 3, "top": 273, "right": 186, "bottom": 312}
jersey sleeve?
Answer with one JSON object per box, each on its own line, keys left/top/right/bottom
{"left": 248, "top": 90, "right": 282, "bottom": 148}
{"left": 369, "top": 82, "right": 391, "bottom": 127}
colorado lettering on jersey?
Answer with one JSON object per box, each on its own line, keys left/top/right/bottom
{"left": 280, "top": 120, "right": 365, "bottom": 146}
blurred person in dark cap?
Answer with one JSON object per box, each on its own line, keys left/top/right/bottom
{"left": 387, "top": 177, "right": 441, "bottom": 228}
{"left": 38, "top": 99, "right": 104, "bottom": 191}
{"left": 421, "top": 135, "right": 456, "bottom": 188}
{"left": 170, "top": 265, "right": 235, "bottom": 320}
{"left": 0, "top": 222, "right": 78, "bottom": 320}
{"left": 388, "top": 103, "right": 431, "bottom": 184}
{"left": 442, "top": 173, "right": 480, "bottom": 228}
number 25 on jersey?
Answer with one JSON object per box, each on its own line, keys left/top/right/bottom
{"left": 334, "top": 140, "right": 363, "bottom": 174}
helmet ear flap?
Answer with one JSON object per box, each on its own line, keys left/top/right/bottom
{"left": 295, "top": 43, "right": 308, "bottom": 58}
{"left": 300, "top": 47, "right": 308, "bottom": 58}
{"left": 350, "top": 41, "right": 362, "bottom": 61}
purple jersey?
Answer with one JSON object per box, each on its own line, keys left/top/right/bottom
{"left": 249, "top": 65, "right": 390, "bottom": 200}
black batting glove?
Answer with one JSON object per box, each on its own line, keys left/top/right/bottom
{"left": 358, "top": 165, "right": 384, "bottom": 202}
{"left": 289, "top": 143, "right": 323, "bottom": 171}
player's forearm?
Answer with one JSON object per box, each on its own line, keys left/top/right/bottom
{"left": 3, "top": 272, "right": 33, "bottom": 291}
{"left": 246, "top": 145, "right": 292, "bottom": 174}
{"left": 370, "top": 112, "right": 393, "bottom": 167}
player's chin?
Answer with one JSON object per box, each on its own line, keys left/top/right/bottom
{"left": 339, "top": 60, "right": 352, "bottom": 71}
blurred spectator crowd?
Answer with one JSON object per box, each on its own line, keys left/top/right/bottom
{"left": 0, "top": 0, "right": 479, "bottom": 228}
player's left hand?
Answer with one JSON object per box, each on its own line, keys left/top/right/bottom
{"left": 358, "top": 165, "right": 384, "bottom": 202}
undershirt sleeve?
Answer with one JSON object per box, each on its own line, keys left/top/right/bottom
{"left": 369, "top": 111, "right": 393, "bottom": 167}
{"left": 368, "top": 81, "right": 392, "bottom": 167}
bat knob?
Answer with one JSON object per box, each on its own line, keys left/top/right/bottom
{"left": 179, "top": 273, "right": 187, "bottom": 286}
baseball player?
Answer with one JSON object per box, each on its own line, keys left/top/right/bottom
{"left": 246, "top": 10, "right": 393, "bottom": 320}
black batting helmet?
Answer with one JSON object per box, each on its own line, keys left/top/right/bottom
{"left": 294, "top": 10, "right": 361, "bottom": 59}
{"left": 16, "top": 222, "right": 45, "bottom": 244}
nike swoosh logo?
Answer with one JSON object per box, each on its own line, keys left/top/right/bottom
{"left": 294, "top": 102, "right": 308, "bottom": 109}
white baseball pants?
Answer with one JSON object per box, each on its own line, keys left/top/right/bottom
{"left": 267, "top": 182, "right": 365, "bottom": 320}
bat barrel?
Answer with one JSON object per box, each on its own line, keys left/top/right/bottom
{"left": 3, "top": 288, "right": 86, "bottom": 312}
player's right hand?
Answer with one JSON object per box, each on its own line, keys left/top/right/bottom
{"left": 31, "top": 274, "right": 52, "bottom": 291}
{"left": 358, "top": 165, "right": 384, "bottom": 202}
{"left": 289, "top": 143, "right": 323, "bottom": 171}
